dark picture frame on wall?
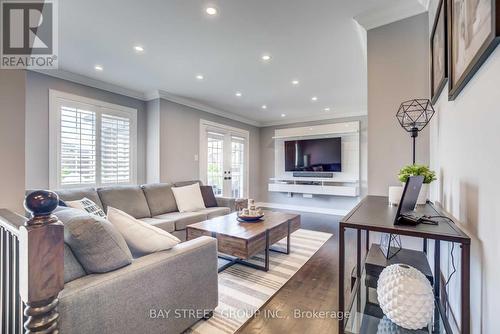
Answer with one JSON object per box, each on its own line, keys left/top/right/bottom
{"left": 448, "top": 0, "right": 500, "bottom": 100}
{"left": 431, "top": 0, "right": 448, "bottom": 104}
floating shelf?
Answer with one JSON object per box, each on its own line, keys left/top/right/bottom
{"left": 268, "top": 178, "right": 359, "bottom": 197}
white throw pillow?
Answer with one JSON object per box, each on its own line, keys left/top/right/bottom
{"left": 106, "top": 207, "right": 180, "bottom": 256}
{"left": 65, "top": 197, "right": 107, "bottom": 218}
{"left": 171, "top": 183, "right": 206, "bottom": 213}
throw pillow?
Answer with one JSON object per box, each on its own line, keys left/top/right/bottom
{"left": 55, "top": 207, "right": 133, "bottom": 274}
{"left": 200, "top": 186, "right": 218, "bottom": 208}
{"left": 171, "top": 183, "right": 206, "bottom": 212}
{"left": 107, "top": 207, "right": 180, "bottom": 257}
{"left": 66, "top": 197, "right": 106, "bottom": 218}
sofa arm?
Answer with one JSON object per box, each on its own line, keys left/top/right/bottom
{"left": 59, "top": 237, "right": 218, "bottom": 334}
{"left": 216, "top": 197, "right": 248, "bottom": 212}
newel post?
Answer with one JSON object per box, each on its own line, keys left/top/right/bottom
{"left": 19, "top": 191, "right": 64, "bottom": 334}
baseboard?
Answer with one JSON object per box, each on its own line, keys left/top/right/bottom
{"left": 255, "top": 202, "right": 349, "bottom": 216}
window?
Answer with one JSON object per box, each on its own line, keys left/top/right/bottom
{"left": 50, "top": 90, "right": 137, "bottom": 188}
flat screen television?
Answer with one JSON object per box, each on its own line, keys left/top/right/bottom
{"left": 284, "top": 137, "right": 341, "bottom": 172}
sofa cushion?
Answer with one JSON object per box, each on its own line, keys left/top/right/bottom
{"left": 197, "top": 207, "right": 231, "bottom": 219}
{"left": 173, "top": 180, "right": 202, "bottom": 188}
{"left": 171, "top": 183, "right": 206, "bottom": 213}
{"left": 64, "top": 243, "right": 86, "bottom": 283}
{"left": 155, "top": 211, "right": 208, "bottom": 231}
{"left": 54, "top": 188, "right": 104, "bottom": 210}
{"left": 141, "top": 183, "right": 178, "bottom": 216}
{"left": 55, "top": 208, "right": 133, "bottom": 274}
{"left": 97, "top": 185, "right": 151, "bottom": 219}
{"left": 200, "top": 186, "right": 218, "bottom": 208}
{"left": 139, "top": 217, "right": 176, "bottom": 233}
{"left": 107, "top": 207, "right": 180, "bottom": 257}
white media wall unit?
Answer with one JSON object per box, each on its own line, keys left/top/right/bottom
{"left": 268, "top": 121, "right": 360, "bottom": 197}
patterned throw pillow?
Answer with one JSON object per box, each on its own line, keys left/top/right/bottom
{"left": 65, "top": 197, "right": 107, "bottom": 218}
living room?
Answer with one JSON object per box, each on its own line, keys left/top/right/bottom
{"left": 0, "top": 0, "right": 497, "bottom": 333}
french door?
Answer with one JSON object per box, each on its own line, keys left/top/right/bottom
{"left": 200, "top": 120, "right": 249, "bottom": 198}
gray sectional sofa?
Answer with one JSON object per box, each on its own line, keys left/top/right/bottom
{"left": 47, "top": 181, "right": 244, "bottom": 334}
{"left": 54, "top": 181, "right": 242, "bottom": 242}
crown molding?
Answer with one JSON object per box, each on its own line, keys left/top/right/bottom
{"left": 29, "top": 69, "right": 148, "bottom": 101}
{"left": 354, "top": 0, "right": 427, "bottom": 31}
{"left": 260, "top": 110, "right": 367, "bottom": 127}
{"left": 150, "top": 90, "right": 262, "bottom": 127}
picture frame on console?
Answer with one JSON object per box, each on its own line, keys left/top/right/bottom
{"left": 431, "top": 0, "right": 448, "bottom": 104}
{"left": 448, "top": 0, "right": 500, "bottom": 100}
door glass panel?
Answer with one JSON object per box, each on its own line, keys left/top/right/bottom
{"left": 231, "top": 136, "right": 245, "bottom": 198}
{"left": 207, "top": 132, "right": 224, "bottom": 196}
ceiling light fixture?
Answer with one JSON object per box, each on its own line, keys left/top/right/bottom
{"left": 261, "top": 54, "right": 271, "bottom": 61}
{"left": 196, "top": 74, "right": 204, "bottom": 80}
{"left": 311, "top": 96, "right": 318, "bottom": 102}
{"left": 134, "top": 45, "right": 144, "bottom": 52}
{"left": 206, "top": 7, "right": 217, "bottom": 15}
{"left": 281, "top": 113, "right": 286, "bottom": 117}
{"left": 94, "top": 65, "right": 103, "bottom": 71}
{"left": 291, "top": 80, "right": 299, "bottom": 85}
{"left": 261, "top": 105, "right": 267, "bottom": 109}
{"left": 324, "top": 107, "right": 331, "bottom": 112}
{"left": 235, "top": 92, "right": 242, "bottom": 97}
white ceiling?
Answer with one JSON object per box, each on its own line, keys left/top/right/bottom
{"left": 53, "top": 0, "right": 427, "bottom": 126}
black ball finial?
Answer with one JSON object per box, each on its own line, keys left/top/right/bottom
{"left": 24, "top": 190, "right": 59, "bottom": 217}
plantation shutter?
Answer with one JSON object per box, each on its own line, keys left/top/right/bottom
{"left": 100, "top": 113, "right": 132, "bottom": 184}
{"left": 59, "top": 106, "right": 96, "bottom": 186}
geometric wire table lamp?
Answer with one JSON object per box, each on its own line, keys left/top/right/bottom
{"left": 380, "top": 99, "right": 436, "bottom": 259}
{"left": 396, "top": 99, "right": 435, "bottom": 164}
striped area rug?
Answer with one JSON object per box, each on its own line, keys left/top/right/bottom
{"left": 186, "top": 228, "right": 332, "bottom": 334}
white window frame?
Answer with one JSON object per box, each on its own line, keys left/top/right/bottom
{"left": 199, "top": 119, "right": 250, "bottom": 198}
{"left": 49, "top": 89, "right": 138, "bottom": 189}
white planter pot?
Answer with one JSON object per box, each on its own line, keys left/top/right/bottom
{"left": 388, "top": 186, "right": 404, "bottom": 206}
{"left": 416, "top": 184, "right": 429, "bottom": 205}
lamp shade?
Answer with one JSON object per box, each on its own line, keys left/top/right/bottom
{"left": 396, "top": 99, "right": 435, "bottom": 133}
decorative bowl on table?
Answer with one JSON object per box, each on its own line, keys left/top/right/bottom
{"left": 237, "top": 213, "right": 265, "bottom": 222}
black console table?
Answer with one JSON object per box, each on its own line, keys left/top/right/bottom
{"left": 338, "top": 196, "right": 471, "bottom": 334}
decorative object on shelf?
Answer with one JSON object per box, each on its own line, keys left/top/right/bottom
{"left": 379, "top": 234, "right": 403, "bottom": 259}
{"left": 237, "top": 199, "right": 264, "bottom": 222}
{"left": 377, "top": 316, "right": 413, "bottom": 334}
{"left": 398, "top": 165, "right": 436, "bottom": 205}
{"left": 430, "top": 0, "right": 448, "bottom": 104}
{"left": 448, "top": 0, "right": 500, "bottom": 100}
{"left": 377, "top": 264, "right": 434, "bottom": 330}
{"left": 388, "top": 186, "right": 404, "bottom": 206}
{"left": 396, "top": 99, "right": 435, "bottom": 165}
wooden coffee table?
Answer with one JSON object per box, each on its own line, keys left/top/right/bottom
{"left": 186, "top": 211, "right": 301, "bottom": 272}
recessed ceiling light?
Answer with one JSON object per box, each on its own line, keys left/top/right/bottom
{"left": 206, "top": 7, "right": 217, "bottom": 15}
{"left": 291, "top": 80, "right": 299, "bottom": 85}
{"left": 235, "top": 92, "right": 242, "bottom": 97}
{"left": 261, "top": 105, "right": 267, "bottom": 109}
{"left": 261, "top": 54, "right": 271, "bottom": 61}
{"left": 311, "top": 96, "right": 318, "bottom": 102}
{"left": 324, "top": 107, "right": 331, "bottom": 112}
{"left": 281, "top": 113, "right": 286, "bottom": 117}
{"left": 196, "top": 74, "right": 204, "bottom": 80}
{"left": 94, "top": 65, "right": 103, "bottom": 71}
{"left": 134, "top": 45, "right": 144, "bottom": 52}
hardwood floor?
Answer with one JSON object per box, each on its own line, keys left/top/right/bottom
{"left": 237, "top": 211, "right": 358, "bottom": 334}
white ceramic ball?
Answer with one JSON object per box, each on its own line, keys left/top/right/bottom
{"left": 377, "top": 264, "right": 434, "bottom": 330}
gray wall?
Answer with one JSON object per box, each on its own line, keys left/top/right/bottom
{"left": 25, "top": 71, "right": 148, "bottom": 189}
{"left": 259, "top": 116, "right": 368, "bottom": 213}
{"left": 426, "top": 1, "right": 498, "bottom": 332}
{"left": 148, "top": 99, "right": 261, "bottom": 199}
{"left": 0, "top": 70, "right": 26, "bottom": 214}
{"left": 367, "top": 13, "right": 430, "bottom": 195}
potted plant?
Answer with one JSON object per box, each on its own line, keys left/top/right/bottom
{"left": 398, "top": 165, "right": 437, "bottom": 205}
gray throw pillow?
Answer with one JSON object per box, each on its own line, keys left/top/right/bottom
{"left": 64, "top": 243, "right": 86, "bottom": 283}
{"left": 200, "top": 186, "right": 218, "bottom": 207}
{"left": 55, "top": 208, "right": 133, "bottom": 274}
